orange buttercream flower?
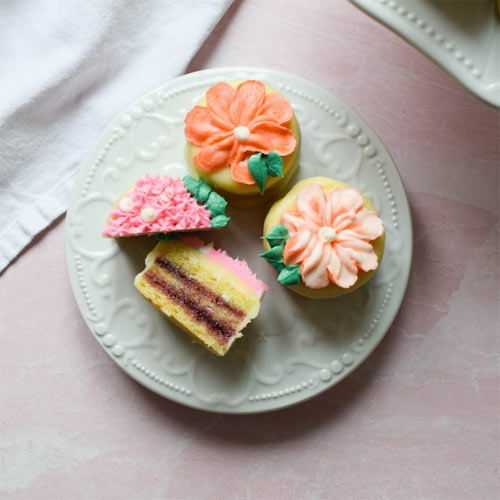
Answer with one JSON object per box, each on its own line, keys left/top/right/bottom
{"left": 184, "top": 81, "right": 297, "bottom": 185}
{"left": 282, "top": 184, "right": 384, "bottom": 289}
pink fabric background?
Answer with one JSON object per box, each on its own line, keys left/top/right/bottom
{"left": 1, "top": 1, "right": 499, "bottom": 498}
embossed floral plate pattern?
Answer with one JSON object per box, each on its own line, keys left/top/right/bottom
{"left": 66, "top": 68, "right": 412, "bottom": 413}
{"left": 350, "top": 0, "right": 500, "bottom": 108}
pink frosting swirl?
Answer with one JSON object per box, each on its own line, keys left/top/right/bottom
{"left": 282, "top": 183, "right": 384, "bottom": 289}
{"left": 102, "top": 175, "right": 212, "bottom": 237}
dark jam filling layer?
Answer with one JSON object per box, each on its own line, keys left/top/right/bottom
{"left": 155, "top": 257, "right": 244, "bottom": 319}
{"left": 144, "top": 271, "right": 237, "bottom": 341}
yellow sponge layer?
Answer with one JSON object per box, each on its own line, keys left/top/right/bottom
{"left": 134, "top": 240, "right": 262, "bottom": 356}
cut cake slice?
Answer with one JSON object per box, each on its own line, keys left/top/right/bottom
{"left": 134, "top": 237, "right": 267, "bottom": 356}
{"left": 102, "top": 174, "right": 229, "bottom": 238}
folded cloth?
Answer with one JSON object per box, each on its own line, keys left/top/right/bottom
{"left": 0, "top": 0, "right": 233, "bottom": 272}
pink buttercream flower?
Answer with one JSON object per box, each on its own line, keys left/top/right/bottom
{"left": 282, "top": 183, "right": 384, "bottom": 289}
{"left": 102, "top": 175, "right": 212, "bottom": 237}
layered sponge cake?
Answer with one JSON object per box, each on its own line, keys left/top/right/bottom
{"left": 134, "top": 237, "right": 267, "bottom": 356}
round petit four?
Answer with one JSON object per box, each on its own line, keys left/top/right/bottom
{"left": 261, "top": 177, "right": 385, "bottom": 299}
{"left": 184, "top": 80, "right": 300, "bottom": 208}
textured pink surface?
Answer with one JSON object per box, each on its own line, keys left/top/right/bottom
{"left": 1, "top": 1, "right": 499, "bottom": 498}
{"left": 102, "top": 175, "right": 212, "bottom": 237}
{"left": 206, "top": 247, "right": 268, "bottom": 296}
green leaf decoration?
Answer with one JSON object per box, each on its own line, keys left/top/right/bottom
{"left": 248, "top": 151, "right": 285, "bottom": 195}
{"left": 264, "top": 224, "right": 289, "bottom": 248}
{"left": 182, "top": 175, "right": 230, "bottom": 225}
{"left": 197, "top": 182, "right": 212, "bottom": 203}
{"left": 206, "top": 191, "right": 227, "bottom": 217}
{"left": 248, "top": 153, "right": 268, "bottom": 195}
{"left": 182, "top": 175, "right": 200, "bottom": 198}
{"left": 266, "top": 152, "right": 284, "bottom": 177}
{"left": 278, "top": 264, "right": 302, "bottom": 286}
{"left": 259, "top": 244, "right": 285, "bottom": 273}
{"left": 210, "top": 214, "right": 230, "bottom": 228}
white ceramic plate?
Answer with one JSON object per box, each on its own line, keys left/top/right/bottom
{"left": 66, "top": 67, "right": 412, "bottom": 414}
{"left": 350, "top": 0, "right": 500, "bottom": 108}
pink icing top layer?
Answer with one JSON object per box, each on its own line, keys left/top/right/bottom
{"left": 102, "top": 175, "right": 212, "bottom": 237}
{"left": 181, "top": 236, "right": 268, "bottom": 297}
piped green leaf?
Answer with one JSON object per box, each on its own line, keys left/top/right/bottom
{"left": 259, "top": 244, "right": 285, "bottom": 273}
{"left": 182, "top": 175, "right": 230, "bottom": 225}
{"left": 206, "top": 191, "right": 227, "bottom": 217}
{"left": 248, "top": 153, "right": 268, "bottom": 195}
{"left": 264, "top": 224, "right": 289, "bottom": 248}
{"left": 278, "top": 264, "right": 302, "bottom": 286}
{"left": 210, "top": 214, "right": 230, "bottom": 228}
{"left": 266, "top": 152, "right": 284, "bottom": 177}
{"left": 197, "top": 182, "right": 212, "bottom": 203}
{"left": 182, "top": 175, "right": 200, "bottom": 198}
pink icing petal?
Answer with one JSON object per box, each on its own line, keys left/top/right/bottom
{"left": 353, "top": 207, "right": 385, "bottom": 240}
{"left": 281, "top": 211, "right": 306, "bottom": 233}
{"left": 296, "top": 183, "right": 325, "bottom": 228}
{"left": 330, "top": 244, "right": 359, "bottom": 288}
{"left": 344, "top": 244, "right": 379, "bottom": 273}
{"left": 283, "top": 228, "right": 312, "bottom": 265}
{"left": 333, "top": 212, "right": 356, "bottom": 233}
{"left": 300, "top": 241, "right": 331, "bottom": 289}
{"left": 325, "top": 188, "right": 363, "bottom": 226}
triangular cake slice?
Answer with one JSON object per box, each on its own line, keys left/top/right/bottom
{"left": 134, "top": 236, "right": 268, "bottom": 356}
{"left": 102, "top": 174, "right": 229, "bottom": 237}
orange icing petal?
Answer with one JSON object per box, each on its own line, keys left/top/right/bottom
{"left": 206, "top": 82, "right": 236, "bottom": 130}
{"left": 281, "top": 211, "right": 306, "bottom": 233}
{"left": 283, "top": 228, "right": 313, "bottom": 265}
{"left": 296, "top": 183, "right": 325, "bottom": 228}
{"left": 194, "top": 136, "right": 235, "bottom": 173}
{"left": 229, "top": 80, "right": 266, "bottom": 126}
{"left": 245, "top": 121, "right": 296, "bottom": 156}
{"left": 251, "top": 93, "right": 293, "bottom": 126}
{"left": 230, "top": 149, "right": 255, "bottom": 184}
{"left": 185, "top": 106, "right": 228, "bottom": 146}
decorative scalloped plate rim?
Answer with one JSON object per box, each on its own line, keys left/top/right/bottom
{"left": 65, "top": 67, "right": 413, "bottom": 414}
{"left": 350, "top": 0, "right": 500, "bottom": 108}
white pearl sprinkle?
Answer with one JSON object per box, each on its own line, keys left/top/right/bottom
{"left": 233, "top": 125, "right": 250, "bottom": 142}
{"left": 141, "top": 207, "right": 157, "bottom": 222}
{"left": 119, "top": 197, "right": 133, "bottom": 212}
{"left": 318, "top": 226, "right": 336, "bottom": 243}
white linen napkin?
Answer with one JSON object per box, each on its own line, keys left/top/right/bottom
{"left": 0, "top": 0, "right": 233, "bottom": 272}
